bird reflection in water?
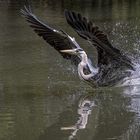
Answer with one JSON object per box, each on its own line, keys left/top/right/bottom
{"left": 61, "top": 97, "right": 96, "bottom": 140}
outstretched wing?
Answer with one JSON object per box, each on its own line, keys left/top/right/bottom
{"left": 21, "top": 6, "right": 81, "bottom": 65}
{"left": 65, "top": 10, "right": 133, "bottom": 69}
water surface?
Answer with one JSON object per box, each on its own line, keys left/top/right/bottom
{"left": 0, "top": 0, "right": 140, "bottom": 140}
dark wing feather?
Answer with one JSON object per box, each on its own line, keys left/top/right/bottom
{"left": 65, "top": 10, "right": 134, "bottom": 69}
{"left": 21, "top": 6, "right": 81, "bottom": 64}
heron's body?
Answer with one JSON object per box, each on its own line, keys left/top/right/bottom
{"left": 21, "top": 6, "right": 134, "bottom": 88}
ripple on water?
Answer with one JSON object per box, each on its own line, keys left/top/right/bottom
{"left": 0, "top": 107, "right": 15, "bottom": 139}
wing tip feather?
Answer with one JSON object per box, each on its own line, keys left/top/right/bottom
{"left": 20, "top": 4, "right": 33, "bottom": 18}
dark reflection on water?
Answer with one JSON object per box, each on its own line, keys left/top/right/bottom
{"left": 0, "top": 0, "right": 140, "bottom": 140}
{"left": 1, "top": 86, "right": 140, "bottom": 140}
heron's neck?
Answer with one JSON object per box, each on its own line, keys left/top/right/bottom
{"left": 80, "top": 53, "right": 88, "bottom": 64}
{"left": 78, "top": 52, "right": 95, "bottom": 80}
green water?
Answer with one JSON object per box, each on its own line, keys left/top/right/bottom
{"left": 0, "top": 0, "right": 140, "bottom": 140}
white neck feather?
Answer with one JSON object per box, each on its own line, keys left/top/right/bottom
{"left": 78, "top": 51, "right": 97, "bottom": 80}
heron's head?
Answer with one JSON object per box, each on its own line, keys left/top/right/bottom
{"left": 60, "top": 48, "right": 84, "bottom": 57}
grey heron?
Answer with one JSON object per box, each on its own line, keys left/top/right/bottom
{"left": 21, "top": 6, "right": 134, "bottom": 87}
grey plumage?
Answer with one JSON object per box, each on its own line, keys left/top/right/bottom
{"left": 21, "top": 6, "right": 134, "bottom": 87}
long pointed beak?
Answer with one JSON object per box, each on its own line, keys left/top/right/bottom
{"left": 60, "top": 49, "right": 76, "bottom": 54}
